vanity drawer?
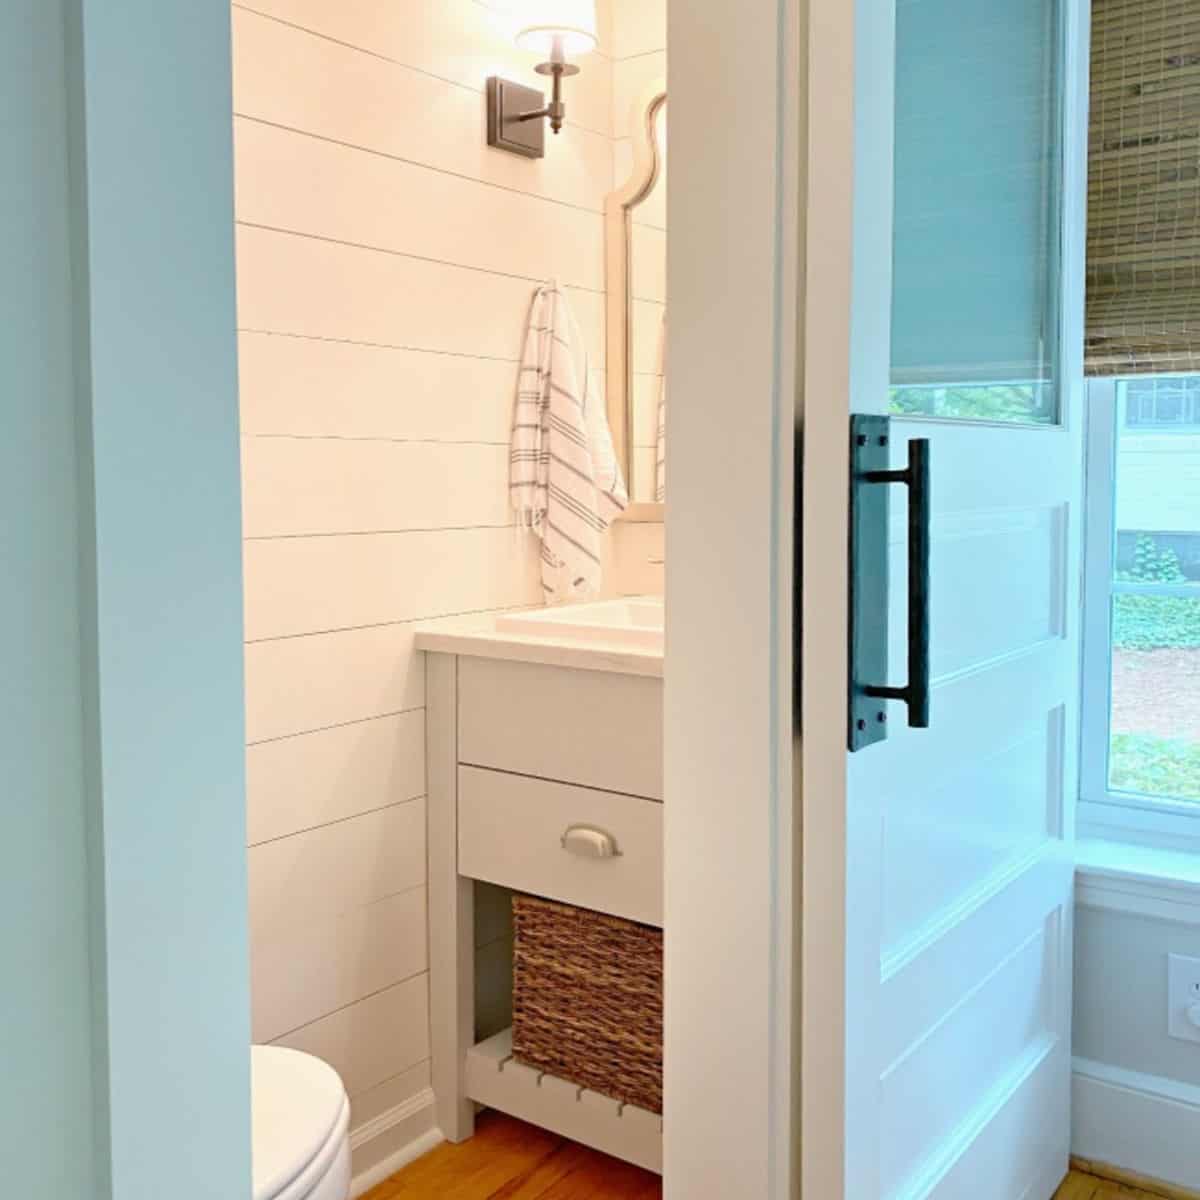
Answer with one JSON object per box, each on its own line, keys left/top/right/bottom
{"left": 457, "top": 765, "right": 663, "bottom": 928}
{"left": 457, "top": 657, "right": 663, "bottom": 800}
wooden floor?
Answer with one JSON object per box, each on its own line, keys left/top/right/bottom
{"left": 363, "top": 1115, "right": 1185, "bottom": 1200}
{"left": 1056, "top": 1163, "right": 1197, "bottom": 1200}
{"left": 361, "top": 1112, "right": 661, "bottom": 1199}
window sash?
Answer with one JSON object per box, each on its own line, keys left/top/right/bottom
{"left": 1080, "top": 377, "right": 1200, "bottom": 844}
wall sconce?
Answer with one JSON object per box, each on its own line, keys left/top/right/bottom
{"left": 487, "top": 1, "right": 597, "bottom": 159}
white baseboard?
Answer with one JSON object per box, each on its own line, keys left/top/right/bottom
{"left": 1072, "top": 1057, "right": 1200, "bottom": 1192}
{"left": 349, "top": 1086, "right": 443, "bottom": 1198}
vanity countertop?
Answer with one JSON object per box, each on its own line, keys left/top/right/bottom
{"left": 414, "top": 600, "right": 664, "bottom": 679}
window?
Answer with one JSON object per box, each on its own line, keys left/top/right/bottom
{"left": 1077, "top": 0, "right": 1200, "bottom": 847}
{"left": 1081, "top": 376, "right": 1200, "bottom": 842}
{"left": 888, "top": 382, "right": 1057, "bottom": 426}
{"left": 1124, "top": 377, "right": 1200, "bottom": 432}
{"left": 886, "top": 0, "right": 1064, "bottom": 427}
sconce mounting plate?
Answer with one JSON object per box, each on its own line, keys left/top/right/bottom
{"left": 486, "top": 77, "right": 545, "bottom": 159}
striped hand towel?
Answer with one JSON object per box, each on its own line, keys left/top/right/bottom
{"left": 510, "top": 282, "right": 628, "bottom": 601}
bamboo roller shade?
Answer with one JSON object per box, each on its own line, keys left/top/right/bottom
{"left": 1087, "top": 0, "right": 1200, "bottom": 374}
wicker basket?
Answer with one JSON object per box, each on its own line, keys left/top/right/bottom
{"left": 511, "top": 894, "right": 663, "bottom": 1114}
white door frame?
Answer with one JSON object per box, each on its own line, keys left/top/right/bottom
{"left": 664, "top": 0, "right": 804, "bottom": 1195}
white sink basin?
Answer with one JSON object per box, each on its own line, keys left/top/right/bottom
{"left": 494, "top": 597, "right": 664, "bottom": 652}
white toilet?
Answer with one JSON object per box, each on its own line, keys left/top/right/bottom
{"left": 252, "top": 1045, "right": 351, "bottom": 1200}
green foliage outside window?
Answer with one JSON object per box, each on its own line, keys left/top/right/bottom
{"left": 888, "top": 384, "right": 1053, "bottom": 424}
{"left": 1109, "top": 534, "right": 1200, "bottom": 801}
{"left": 1113, "top": 534, "right": 1200, "bottom": 650}
{"left": 1111, "top": 734, "right": 1200, "bottom": 801}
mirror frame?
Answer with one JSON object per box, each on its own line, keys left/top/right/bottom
{"left": 605, "top": 79, "right": 667, "bottom": 520}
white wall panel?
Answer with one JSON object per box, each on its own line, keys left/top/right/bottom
{"left": 248, "top": 800, "right": 426, "bottom": 940}
{"left": 232, "top": 8, "right": 611, "bottom": 213}
{"left": 243, "top": 526, "right": 541, "bottom": 640}
{"left": 238, "top": 333, "right": 516, "bottom": 443}
{"left": 235, "top": 225, "right": 604, "bottom": 365}
{"left": 234, "top": 117, "right": 604, "bottom": 292}
{"left": 244, "top": 623, "right": 425, "bottom": 744}
{"left": 242, "top": 438, "right": 512, "bottom": 538}
{"left": 246, "top": 712, "right": 426, "bottom": 845}
{"left": 274, "top": 975, "right": 430, "bottom": 1099}
{"left": 235, "top": 0, "right": 659, "bottom": 1146}
{"left": 235, "top": 0, "right": 614, "bottom": 134}
{"left": 252, "top": 888, "right": 427, "bottom": 1042}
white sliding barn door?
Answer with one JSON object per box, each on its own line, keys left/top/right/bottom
{"left": 801, "top": 0, "right": 1090, "bottom": 1197}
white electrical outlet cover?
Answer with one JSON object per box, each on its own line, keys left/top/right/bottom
{"left": 1167, "top": 953, "right": 1200, "bottom": 1044}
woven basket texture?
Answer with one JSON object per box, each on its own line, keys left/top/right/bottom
{"left": 511, "top": 894, "right": 663, "bottom": 1114}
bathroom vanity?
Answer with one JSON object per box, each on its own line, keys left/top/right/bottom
{"left": 415, "top": 599, "right": 664, "bottom": 1173}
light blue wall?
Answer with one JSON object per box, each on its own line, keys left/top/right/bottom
{"left": 1, "top": 2, "right": 100, "bottom": 1194}
{"left": 3, "top": 4, "right": 251, "bottom": 1197}
{"left": 67, "top": 2, "right": 253, "bottom": 1196}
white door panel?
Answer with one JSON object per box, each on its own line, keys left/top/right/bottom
{"left": 848, "top": 416, "right": 1080, "bottom": 1200}
{"left": 819, "top": 0, "right": 1090, "bottom": 1191}
{"left": 881, "top": 916, "right": 1059, "bottom": 1188}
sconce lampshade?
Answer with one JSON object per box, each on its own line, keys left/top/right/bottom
{"left": 513, "top": 0, "right": 598, "bottom": 57}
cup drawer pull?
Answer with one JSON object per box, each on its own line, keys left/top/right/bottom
{"left": 561, "top": 824, "right": 621, "bottom": 859}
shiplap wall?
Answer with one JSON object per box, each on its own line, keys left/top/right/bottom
{"left": 232, "top": 0, "right": 666, "bottom": 1157}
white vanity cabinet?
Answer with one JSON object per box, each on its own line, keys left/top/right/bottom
{"left": 420, "top": 642, "right": 664, "bottom": 1174}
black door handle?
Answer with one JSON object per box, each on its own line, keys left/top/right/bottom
{"left": 861, "top": 438, "right": 931, "bottom": 726}
{"left": 848, "top": 416, "right": 932, "bottom": 750}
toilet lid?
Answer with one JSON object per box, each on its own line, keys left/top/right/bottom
{"left": 252, "top": 1046, "right": 349, "bottom": 1200}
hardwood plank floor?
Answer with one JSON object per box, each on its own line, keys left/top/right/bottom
{"left": 364, "top": 1117, "right": 1187, "bottom": 1200}
{"left": 361, "top": 1112, "right": 662, "bottom": 1200}
{"left": 1055, "top": 1166, "right": 1197, "bottom": 1200}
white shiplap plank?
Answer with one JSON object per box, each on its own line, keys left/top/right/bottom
{"left": 603, "top": 522, "right": 665, "bottom": 598}
{"left": 231, "top": 8, "right": 611, "bottom": 214}
{"left": 632, "top": 298, "right": 667, "bottom": 375}
{"left": 631, "top": 447, "right": 658, "bottom": 504}
{"left": 612, "top": 50, "right": 667, "bottom": 137}
{"left": 633, "top": 373, "right": 663, "bottom": 449}
{"left": 631, "top": 222, "right": 666, "bottom": 304}
{"left": 246, "top": 711, "right": 425, "bottom": 846}
{"left": 611, "top": 0, "right": 666, "bottom": 61}
{"left": 248, "top": 799, "right": 427, "bottom": 939}
{"left": 349, "top": 1059, "right": 432, "bottom": 1129}
{"left": 238, "top": 332, "right": 518, "bottom": 443}
{"left": 252, "top": 887, "right": 428, "bottom": 1043}
{"left": 244, "top": 622, "right": 425, "bottom": 744}
{"left": 243, "top": 526, "right": 540, "bottom": 641}
{"left": 235, "top": 0, "right": 613, "bottom": 137}
{"left": 273, "top": 974, "right": 430, "bottom": 1098}
{"left": 234, "top": 118, "right": 604, "bottom": 293}
{"left": 241, "top": 438, "right": 512, "bottom": 538}
{"left": 235, "top": 224, "right": 604, "bottom": 368}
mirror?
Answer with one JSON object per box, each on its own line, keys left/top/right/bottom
{"left": 605, "top": 84, "right": 667, "bottom": 514}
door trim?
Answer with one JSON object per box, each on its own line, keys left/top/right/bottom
{"left": 665, "top": 0, "right": 802, "bottom": 1196}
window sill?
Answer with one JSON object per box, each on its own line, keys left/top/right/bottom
{"left": 1078, "top": 797, "right": 1200, "bottom": 854}
{"left": 1076, "top": 838, "right": 1200, "bottom": 923}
